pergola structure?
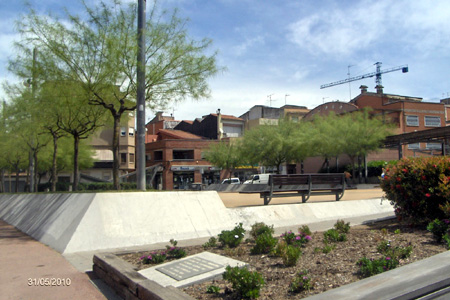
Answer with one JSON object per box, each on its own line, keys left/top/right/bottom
{"left": 384, "top": 126, "right": 450, "bottom": 159}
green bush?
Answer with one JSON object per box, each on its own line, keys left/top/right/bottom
{"left": 323, "top": 229, "right": 347, "bottom": 243}
{"left": 289, "top": 270, "right": 313, "bottom": 293}
{"left": 427, "top": 219, "right": 450, "bottom": 243}
{"left": 202, "top": 237, "right": 217, "bottom": 249}
{"left": 250, "top": 222, "right": 274, "bottom": 239}
{"left": 273, "top": 242, "right": 302, "bottom": 267}
{"left": 357, "top": 256, "right": 399, "bottom": 278}
{"left": 334, "top": 219, "right": 350, "bottom": 233}
{"left": 218, "top": 223, "right": 246, "bottom": 248}
{"left": 250, "top": 232, "right": 278, "bottom": 255}
{"left": 298, "top": 225, "right": 312, "bottom": 236}
{"left": 380, "top": 157, "right": 450, "bottom": 223}
{"left": 223, "top": 266, "right": 265, "bottom": 299}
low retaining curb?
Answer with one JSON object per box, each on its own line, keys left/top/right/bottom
{"left": 93, "top": 253, "right": 195, "bottom": 300}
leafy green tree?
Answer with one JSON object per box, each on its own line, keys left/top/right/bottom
{"left": 12, "top": 0, "right": 222, "bottom": 190}
{"left": 204, "top": 140, "right": 243, "bottom": 180}
{"left": 240, "top": 119, "right": 306, "bottom": 173}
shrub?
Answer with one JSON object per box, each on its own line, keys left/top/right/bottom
{"left": 377, "top": 240, "right": 412, "bottom": 260}
{"left": 323, "top": 229, "right": 347, "bottom": 243}
{"left": 357, "top": 256, "right": 399, "bottom": 278}
{"left": 427, "top": 219, "right": 450, "bottom": 243}
{"left": 273, "top": 241, "right": 302, "bottom": 267}
{"left": 140, "top": 252, "right": 167, "bottom": 264}
{"left": 380, "top": 157, "right": 450, "bottom": 223}
{"left": 250, "top": 222, "right": 274, "bottom": 239}
{"left": 334, "top": 219, "right": 350, "bottom": 233}
{"left": 289, "top": 270, "right": 313, "bottom": 293}
{"left": 223, "top": 266, "right": 265, "bottom": 299}
{"left": 206, "top": 285, "right": 220, "bottom": 294}
{"left": 203, "top": 237, "right": 217, "bottom": 249}
{"left": 219, "top": 223, "right": 246, "bottom": 248}
{"left": 298, "top": 225, "right": 312, "bottom": 236}
{"left": 165, "top": 239, "right": 187, "bottom": 259}
{"left": 443, "top": 233, "right": 450, "bottom": 249}
{"left": 251, "top": 232, "right": 278, "bottom": 255}
{"left": 281, "top": 230, "right": 312, "bottom": 247}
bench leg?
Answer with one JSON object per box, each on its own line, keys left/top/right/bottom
{"left": 302, "top": 194, "right": 307, "bottom": 203}
{"left": 264, "top": 195, "right": 270, "bottom": 205}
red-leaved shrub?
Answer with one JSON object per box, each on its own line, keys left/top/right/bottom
{"left": 380, "top": 156, "right": 450, "bottom": 223}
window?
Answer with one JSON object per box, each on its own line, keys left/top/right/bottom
{"left": 408, "top": 143, "right": 420, "bottom": 150}
{"left": 154, "top": 151, "right": 163, "bottom": 161}
{"left": 406, "top": 115, "right": 419, "bottom": 127}
{"left": 424, "top": 116, "right": 441, "bottom": 127}
{"left": 120, "top": 127, "right": 126, "bottom": 136}
{"left": 129, "top": 153, "right": 135, "bottom": 163}
{"left": 120, "top": 153, "right": 127, "bottom": 164}
{"left": 426, "top": 143, "right": 441, "bottom": 150}
{"left": 173, "top": 149, "right": 194, "bottom": 160}
{"left": 128, "top": 128, "right": 135, "bottom": 137}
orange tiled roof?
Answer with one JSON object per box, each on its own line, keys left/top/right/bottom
{"left": 158, "top": 129, "right": 203, "bottom": 140}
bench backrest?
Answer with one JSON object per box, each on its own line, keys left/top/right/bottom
{"left": 269, "top": 174, "right": 310, "bottom": 186}
{"left": 310, "top": 173, "right": 344, "bottom": 186}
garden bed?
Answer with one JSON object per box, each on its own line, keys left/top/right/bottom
{"left": 119, "top": 218, "right": 448, "bottom": 299}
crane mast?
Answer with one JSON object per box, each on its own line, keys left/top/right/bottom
{"left": 320, "top": 62, "right": 408, "bottom": 89}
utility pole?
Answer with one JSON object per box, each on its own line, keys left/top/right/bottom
{"left": 29, "top": 47, "right": 37, "bottom": 192}
{"left": 136, "top": 0, "right": 146, "bottom": 191}
{"left": 347, "top": 64, "right": 354, "bottom": 101}
{"left": 284, "top": 94, "right": 290, "bottom": 105}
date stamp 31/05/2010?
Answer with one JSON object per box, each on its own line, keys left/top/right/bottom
{"left": 27, "top": 278, "right": 71, "bottom": 287}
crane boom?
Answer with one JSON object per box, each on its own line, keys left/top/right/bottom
{"left": 320, "top": 62, "right": 408, "bottom": 89}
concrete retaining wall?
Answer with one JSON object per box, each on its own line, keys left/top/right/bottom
{"left": 0, "top": 191, "right": 394, "bottom": 254}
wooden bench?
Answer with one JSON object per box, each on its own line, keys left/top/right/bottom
{"left": 240, "top": 173, "right": 345, "bottom": 205}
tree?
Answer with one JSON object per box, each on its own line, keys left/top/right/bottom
{"left": 204, "top": 140, "right": 243, "bottom": 180}
{"left": 12, "top": 0, "right": 222, "bottom": 190}
{"left": 240, "top": 119, "right": 306, "bottom": 174}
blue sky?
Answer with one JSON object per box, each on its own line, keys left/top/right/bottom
{"left": 1, "top": 0, "right": 450, "bottom": 121}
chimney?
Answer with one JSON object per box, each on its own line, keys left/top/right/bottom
{"left": 359, "top": 85, "right": 368, "bottom": 94}
{"left": 375, "top": 84, "right": 384, "bottom": 94}
{"left": 156, "top": 111, "right": 164, "bottom": 120}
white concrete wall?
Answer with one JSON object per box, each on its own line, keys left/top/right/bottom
{"left": 0, "top": 191, "right": 394, "bottom": 254}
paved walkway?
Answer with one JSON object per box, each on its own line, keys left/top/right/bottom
{"left": 0, "top": 220, "right": 108, "bottom": 300}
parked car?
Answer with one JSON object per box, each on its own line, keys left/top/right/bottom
{"left": 221, "top": 178, "right": 241, "bottom": 184}
{"left": 243, "top": 174, "right": 270, "bottom": 184}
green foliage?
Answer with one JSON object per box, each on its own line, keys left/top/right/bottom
{"left": 273, "top": 241, "right": 302, "bottom": 266}
{"left": 281, "top": 230, "right": 312, "bottom": 247}
{"left": 380, "top": 157, "right": 450, "bottom": 223}
{"left": 357, "top": 257, "right": 399, "bottom": 278}
{"left": 250, "top": 232, "right": 278, "bottom": 255}
{"left": 204, "top": 140, "right": 243, "bottom": 176}
{"left": 218, "top": 223, "right": 246, "bottom": 248}
{"left": 140, "top": 252, "right": 167, "bottom": 264}
{"left": 323, "top": 229, "right": 347, "bottom": 243}
{"left": 289, "top": 270, "right": 313, "bottom": 293}
{"left": 206, "top": 285, "right": 220, "bottom": 294}
{"left": 317, "top": 242, "right": 336, "bottom": 254}
{"left": 298, "top": 225, "right": 312, "bottom": 236}
{"left": 166, "top": 239, "right": 186, "bottom": 259}
{"left": 334, "top": 219, "right": 350, "bottom": 233}
{"left": 443, "top": 234, "right": 450, "bottom": 249}
{"left": 427, "top": 219, "right": 450, "bottom": 243}
{"left": 202, "top": 237, "right": 218, "bottom": 249}
{"left": 250, "top": 222, "right": 274, "bottom": 240}
{"left": 377, "top": 240, "right": 412, "bottom": 260}
{"left": 223, "top": 266, "right": 265, "bottom": 299}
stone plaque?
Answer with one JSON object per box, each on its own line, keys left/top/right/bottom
{"left": 156, "top": 256, "right": 223, "bottom": 281}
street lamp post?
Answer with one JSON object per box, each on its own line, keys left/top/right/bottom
{"left": 136, "top": 0, "right": 146, "bottom": 191}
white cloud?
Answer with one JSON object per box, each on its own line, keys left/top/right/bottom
{"left": 232, "top": 35, "right": 265, "bottom": 56}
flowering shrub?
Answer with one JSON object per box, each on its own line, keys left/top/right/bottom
{"left": 298, "top": 225, "right": 312, "bottom": 236}
{"left": 166, "top": 239, "right": 187, "bottom": 259}
{"left": 376, "top": 240, "right": 412, "bottom": 260}
{"left": 357, "top": 256, "right": 399, "bottom": 278}
{"left": 219, "top": 223, "right": 246, "bottom": 248}
{"left": 223, "top": 265, "right": 265, "bottom": 299}
{"left": 140, "top": 251, "right": 167, "bottom": 264}
{"left": 380, "top": 157, "right": 450, "bottom": 223}
{"left": 289, "top": 270, "right": 313, "bottom": 293}
{"left": 281, "top": 230, "right": 312, "bottom": 247}
{"left": 273, "top": 241, "right": 302, "bottom": 266}
{"left": 250, "top": 232, "right": 277, "bottom": 255}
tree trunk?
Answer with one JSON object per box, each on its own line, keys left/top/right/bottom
{"left": 34, "top": 150, "right": 38, "bottom": 192}
{"left": 15, "top": 165, "right": 20, "bottom": 193}
{"left": 73, "top": 135, "right": 80, "bottom": 191}
{"left": 112, "top": 115, "right": 121, "bottom": 190}
{"left": 51, "top": 133, "right": 58, "bottom": 192}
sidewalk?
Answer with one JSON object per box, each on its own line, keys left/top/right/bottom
{"left": 0, "top": 220, "right": 114, "bottom": 300}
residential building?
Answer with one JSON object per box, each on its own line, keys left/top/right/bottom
{"left": 240, "top": 104, "right": 310, "bottom": 130}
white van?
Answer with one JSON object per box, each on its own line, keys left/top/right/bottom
{"left": 221, "top": 178, "right": 241, "bottom": 184}
{"left": 243, "top": 174, "right": 270, "bottom": 184}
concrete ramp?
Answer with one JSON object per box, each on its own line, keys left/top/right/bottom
{"left": 0, "top": 192, "right": 394, "bottom": 254}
